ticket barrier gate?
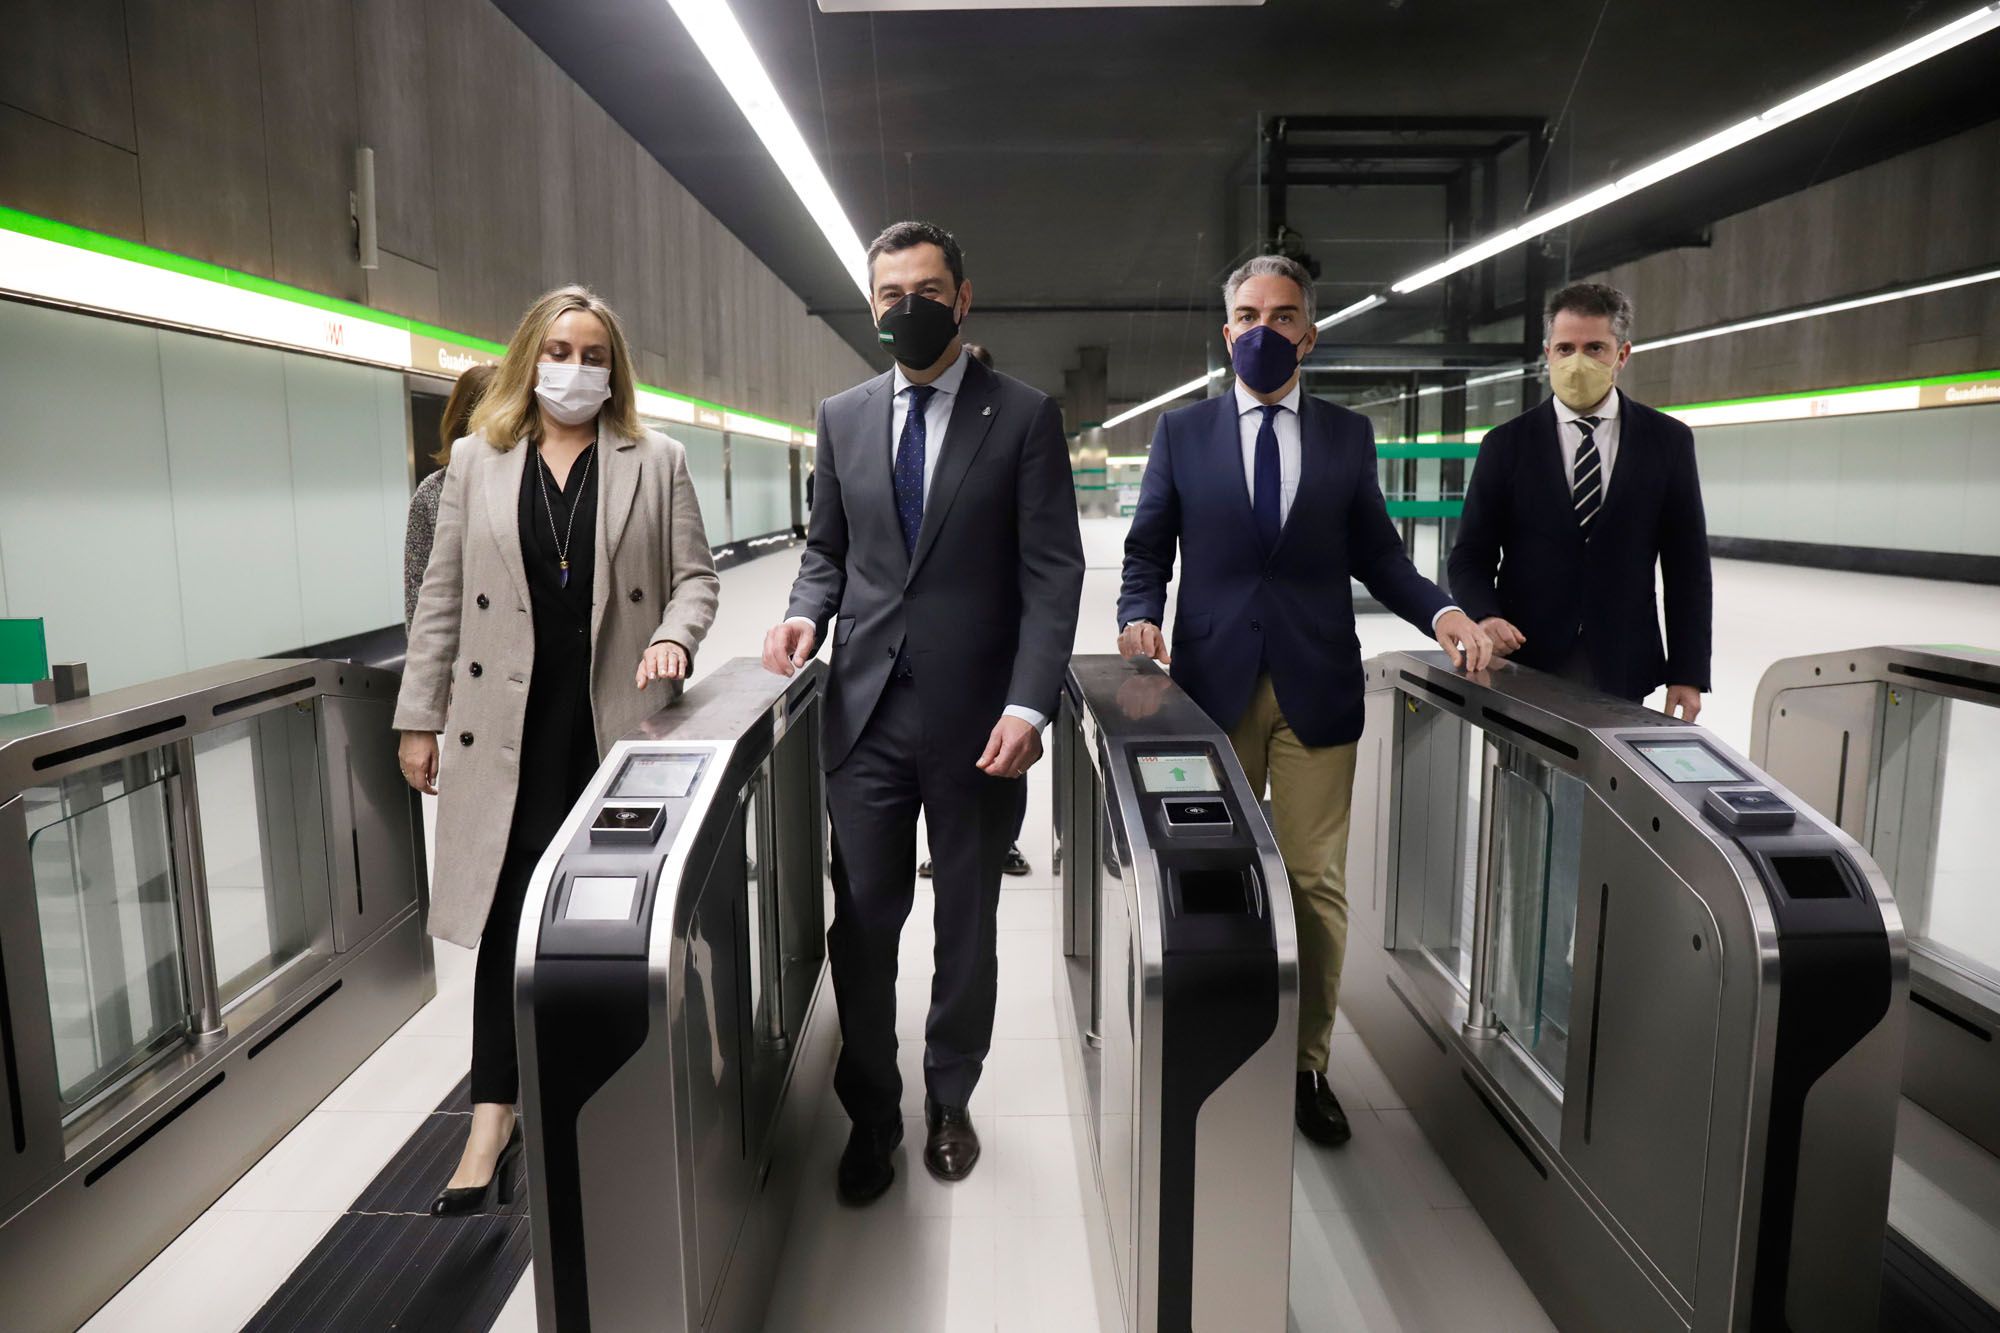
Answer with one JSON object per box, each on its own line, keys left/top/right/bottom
{"left": 1343, "top": 652, "right": 1906, "bottom": 1332}
{"left": 516, "top": 659, "right": 833, "bottom": 1332}
{"left": 0, "top": 659, "right": 432, "bottom": 1331}
{"left": 1052, "top": 656, "right": 1298, "bottom": 1333}
{"left": 1755, "top": 644, "right": 2000, "bottom": 1321}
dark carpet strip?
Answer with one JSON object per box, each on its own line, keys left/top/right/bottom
{"left": 1881, "top": 1226, "right": 2000, "bottom": 1333}
{"left": 243, "top": 1076, "right": 531, "bottom": 1333}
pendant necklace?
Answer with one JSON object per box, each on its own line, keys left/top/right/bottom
{"left": 537, "top": 439, "right": 595, "bottom": 588}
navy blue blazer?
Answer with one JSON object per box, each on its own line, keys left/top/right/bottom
{"left": 1446, "top": 391, "right": 1713, "bottom": 698}
{"left": 1117, "top": 391, "right": 1451, "bottom": 748}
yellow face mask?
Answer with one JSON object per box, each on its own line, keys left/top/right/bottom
{"left": 1549, "top": 351, "right": 1618, "bottom": 412}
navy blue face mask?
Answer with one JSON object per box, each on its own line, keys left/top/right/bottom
{"left": 1229, "top": 323, "right": 1304, "bottom": 395}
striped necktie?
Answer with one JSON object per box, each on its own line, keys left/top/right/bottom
{"left": 1572, "top": 415, "right": 1603, "bottom": 536}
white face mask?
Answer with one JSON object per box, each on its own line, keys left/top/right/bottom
{"left": 535, "top": 362, "right": 612, "bottom": 426}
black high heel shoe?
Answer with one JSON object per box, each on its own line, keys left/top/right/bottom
{"left": 431, "top": 1122, "right": 524, "bottom": 1217}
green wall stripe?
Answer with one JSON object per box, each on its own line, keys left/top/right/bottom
{"left": 0, "top": 205, "right": 813, "bottom": 436}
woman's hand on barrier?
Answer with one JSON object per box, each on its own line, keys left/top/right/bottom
{"left": 637, "top": 640, "right": 688, "bottom": 688}
{"left": 398, "top": 731, "right": 439, "bottom": 795}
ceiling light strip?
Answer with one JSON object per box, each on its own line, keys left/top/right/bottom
{"left": 1102, "top": 368, "right": 1228, "bottom": 430}
{"left": 666, "top": 0, "right": 872, "bottom": 297}
{"left": 1109, "top": 3, "right": 2000, "bottom": 430}
{"left": 1390, "top": 4, "right": 2000, "bottom": 295}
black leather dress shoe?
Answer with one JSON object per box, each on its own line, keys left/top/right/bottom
{"left": 1001, "top": 844, "right": 1031, "bottom": 877}
{"left": 431, "top": 1122, "right": 523, "bottom": 1216}
{"left": 837, "top": 1119, "right": 905, "bottom": 1205}
{"left": 1296, "top": 1071, "right": 1352, "bottom": 1146}
{"left": 918, "top": 857, "right": 934, "bottom": 878}
{"left": 923, "top": 1097, "right": 981, "bottom": 1181}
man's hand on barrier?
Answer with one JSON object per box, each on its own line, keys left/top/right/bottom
{"left": 1436, "top": 610, "right": 1495, "bottom": 673}
{"left": 762, "top": 620, "right": 817, "bottom": 676}
{"left": 977, "top": 714, "right": 1043, "bottom": 779}
{"left": 1480, "top": 617, "right": 1526, "bottom": 656}
{"left": 1665, "top": 685, "right": 1703, "bottom": 723}
{"left": 1118, "top": 620, "right": 1170, "bottom": 665}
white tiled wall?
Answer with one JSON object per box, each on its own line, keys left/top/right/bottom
{"left": 1695, "top": 401, "right": 2000, "bottom": 556}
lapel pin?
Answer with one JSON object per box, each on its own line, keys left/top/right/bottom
{"left": 982, "top": 405, "right": 993, "bottom": 416}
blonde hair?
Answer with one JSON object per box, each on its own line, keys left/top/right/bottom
{"left": 433, "top": 362, "right": 496, "bottom": 466}
{"left": 470, "top": 285, "right": 643, "bottom": 450}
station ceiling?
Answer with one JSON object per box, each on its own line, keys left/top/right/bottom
{"left": 496, "top": 0, "right": 2000, "bottom": 409}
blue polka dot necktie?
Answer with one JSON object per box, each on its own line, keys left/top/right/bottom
{"left": 894, "top": 383, "right": 936, "bottom": 556}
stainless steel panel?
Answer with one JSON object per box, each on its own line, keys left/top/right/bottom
{"left": 318, "top": 693, "right": 421, "bottom": 952}
{"left": 685, "top": 802, "right": 751, "bottom": 1321}
{"left": 1560, "top": 802, "right": 1722, "bottom": 1304}
{"left": 1760, "top": 683, "right": 1879, "bottom": 839}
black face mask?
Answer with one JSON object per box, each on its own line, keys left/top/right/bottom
{"left": 876, "top": 293, "right": 961, "bottom": 370}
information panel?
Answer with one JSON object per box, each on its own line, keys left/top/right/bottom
{"left": 613, "top": 752, "right": 705, "bottom": 800}
{"left": 566, "top": 876, "right": 639, "bottom": 921}
{"left": 1137, "top": 753, "right": 1220, "bottom": 794}
{"left": 1634, "top": 740, "right": 1742, "bottom": 784}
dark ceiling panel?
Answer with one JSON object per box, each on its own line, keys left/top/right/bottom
{"left": 493, "top": 0, "right": 1999, "bottom": 404}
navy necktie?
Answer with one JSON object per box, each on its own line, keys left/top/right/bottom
{"left": 1252, "top": 403, "right": 1284, "bottom": 553}
{"left": 894, "top": 383, "right": 936, "bottom": 556}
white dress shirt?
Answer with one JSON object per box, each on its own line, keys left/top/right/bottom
{"left": 1554, "top": 386, "right": 1622, "bottom": 492}
{"left": 1121, "top": 381, "right": 1458, "bottom": 633}
{"left": 791, "top": 347, "right": 1046, "bottom": 730}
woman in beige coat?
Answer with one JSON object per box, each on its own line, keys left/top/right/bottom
{"left": 395, "top": 285, "right": 720, "bottom": 1214}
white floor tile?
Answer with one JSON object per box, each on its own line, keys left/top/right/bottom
{"left": 317, "top": 1030, "right": 470, "bottom": 1114}
{"left": 1427, "top": 1207, "right": 1558, "bottom": 1331}
{"left": 995, "top": 1213, "right": 1111, "bottom": 1333}
{"left": 982, "top": 1039, "right": 1072, "bottom": 1116}
{"left": 1293, "top": 1110, "right": 1432, "bottom": 1217}
{"left": 212, "top": 1108, "right": 426, "bottom": 1212}
{"left": 763, "top": 1208, "right": 997, "bottom": 1333}
{"left": 1330, "top": 1031, "right": 1406, "bottom": 1112}
{"left": 489, "top": 1269, "right": 540, "bottom": 1332}
{"left": 1370, "top": 1108, "right": 1472, "bottom": 1211}
{"left": 80, "top": 1209, "right": 340, "bottom": 1333}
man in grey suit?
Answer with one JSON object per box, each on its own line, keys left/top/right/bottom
{"left": 763, "top": 221, "right": 1084, "bottom": 1204}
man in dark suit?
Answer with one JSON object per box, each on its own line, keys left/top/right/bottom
{"left": 1118, "top": 255, "right": 1493, "bottom": 1147}
{"left": 764, "top": 222, "right": 1084, "bottom": 1203}
{"left": 1447, "top": 282, "right": 1712, "bottom": 720}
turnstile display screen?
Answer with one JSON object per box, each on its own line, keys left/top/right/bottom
{"left": 1633, "top": 740, "right": 1742, "bottom": 784}
{"left": 565, "top": 876, "right": 640, "bottom": 921}
{"left": 1137, "top": 753, "right": 1220, "bottom": 794}
{"left": 613, "top": 752, "right": 705, "bottom": 799}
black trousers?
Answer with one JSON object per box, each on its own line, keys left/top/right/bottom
{"left": 826, "top": 674, "right": 1018, "bottom": 1127}
{"left": 470, "top": 834, "right": 539, "bottom": 1105}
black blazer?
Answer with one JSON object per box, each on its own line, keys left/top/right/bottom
{"left": 1447, "top": 391, "right": 1712, "bottom": 698}
{"left": 786, "top": 355, "right": 1085, "bottom": 770}
{"left": 1118, "top": 391, "right": 1450, "bottom": 748}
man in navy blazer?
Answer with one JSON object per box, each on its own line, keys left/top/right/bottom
{"left": 1448, "top": 282, "right": 1712, "bottom": 720}
{"left": 1118, "top": 255, "right": 1493, "bottom": 1147}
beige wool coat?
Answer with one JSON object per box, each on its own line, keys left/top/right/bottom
{"left": 394, "top": 425, "right": 720, "bottom": 947}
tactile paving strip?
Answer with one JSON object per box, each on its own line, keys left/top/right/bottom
{"left": 243, "top": 1077, "right": 531, "bottom": 1333}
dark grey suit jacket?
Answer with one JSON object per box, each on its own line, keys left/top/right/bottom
{"left": 786, "top": 354, "right": 1085, "bottom": 771}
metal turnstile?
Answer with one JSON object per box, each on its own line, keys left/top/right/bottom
{"left": 516, "top": 658, "right": 833, "bottom": 1332}
{"left": 1755, "top": 644, "right": 2000, "bottom": 1319}
{"left": 1052, "top": 656, "right": 1298, "bottom": 1333}
{"left": 0, "top": 660, "right": 434, "bottom": 1332}
{"left": 1343, "top": 652, "right": 1906, "bottom": 1333}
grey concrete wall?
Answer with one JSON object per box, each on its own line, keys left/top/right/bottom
{"left": 1585, "top": 120, "right": 2000, "bottom": 410}
{"left": 0, "top": 0, "right": 872, "bottom": 425}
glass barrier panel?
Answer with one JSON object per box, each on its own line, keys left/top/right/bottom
{"left": 1916, "top": 695, "right": 2000, "bottom": 979}
{"left": 652, "top": 422, "right": 728, "bottom": 546}
{"left": 1391, "top": 705, "right": 1476, "bottom": 990}
{"left": 1485, "top": 743, "right": 1586, "bottom": 1088}
{"left": 195, "top": 706, "right": 330, "bottom": 1007}
{"left": 728, "top": 436, "right": 793, "bottom": 539}
{"left": 23, "top": 749, "right": 190, "bottom": 1109}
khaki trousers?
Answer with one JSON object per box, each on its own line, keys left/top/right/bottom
{"left": 1226, "top": 676, "right": 1357, "bottom": 1073}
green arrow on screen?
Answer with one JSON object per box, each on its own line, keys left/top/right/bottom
{"left": 1171, "top": 767, "right": 1187, "bottom": 782}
